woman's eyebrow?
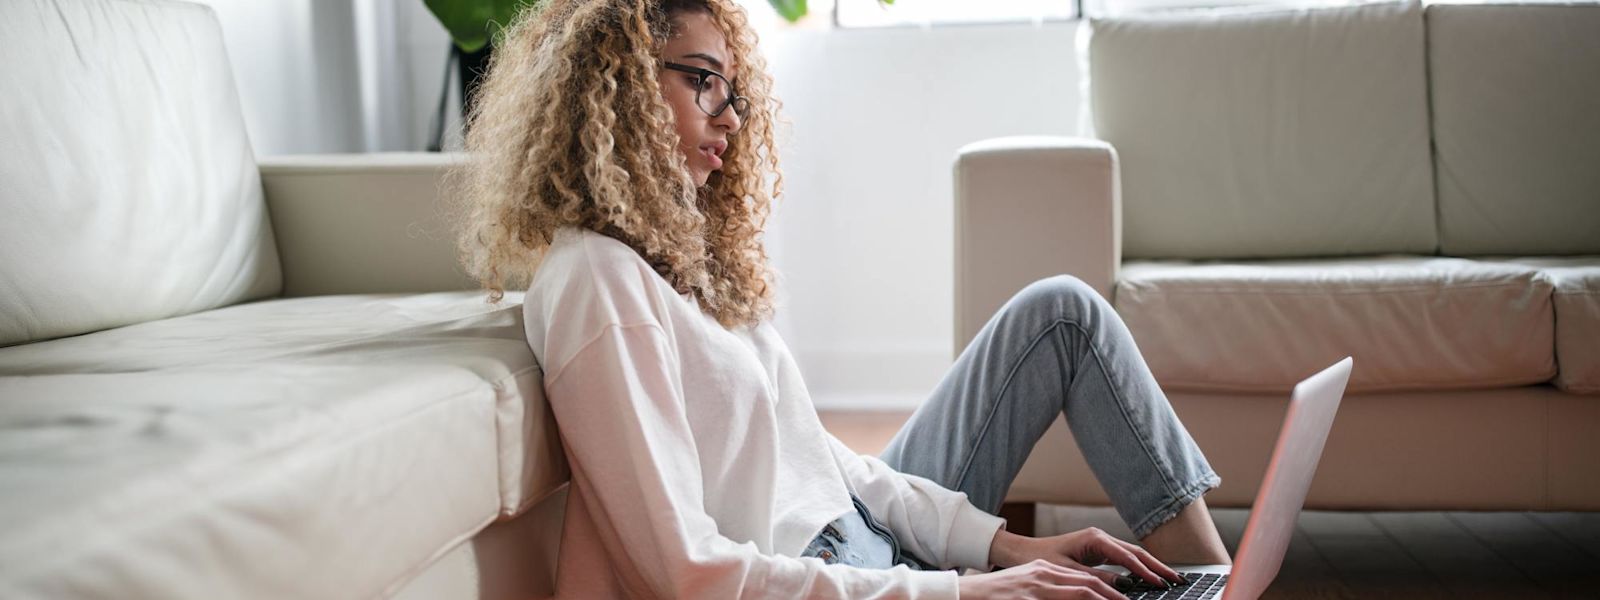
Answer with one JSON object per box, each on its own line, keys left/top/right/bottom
{"left": 677, "top": 52, "right": 725, "bottom": 73}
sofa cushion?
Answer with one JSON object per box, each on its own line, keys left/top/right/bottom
{"left": 0, "top": 291, "right": 565, "bottom": 518}
{"left": 1496, "top": 257, "right": 1600, "bottom": 394}
{"left": 0, "top": 365, "right": 497, "bottom": 599}
{"left": 1088, "top": 1, "right": 1436, "bottom": 259}
{"left": 1428, "top": 4, "right": 1600, "bottom": 255}
{"left": 0, "top": 0, "right": 281, "bottom": 346}
{"left": 1114, "top": 257, "right": 1555, "bottom": 393}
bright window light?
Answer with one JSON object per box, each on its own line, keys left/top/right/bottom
{"left": 835, "top": 0, "right": 1078, "bottom": 28}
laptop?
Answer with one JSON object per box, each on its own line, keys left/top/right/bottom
{"left": 1105, "top": 357, "right": 1353, "bottom": 600}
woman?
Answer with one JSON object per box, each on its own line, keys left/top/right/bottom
{"left": 453, "top": 0, "right": 1231, "bottom": 597}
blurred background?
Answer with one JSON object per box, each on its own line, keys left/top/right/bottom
{"left": 198, "top": 0, "right": 1297, "bottom": 411}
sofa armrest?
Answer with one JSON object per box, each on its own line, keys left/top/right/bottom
{"left": 953, "top": 136, "right": 1121, "bottom": 356}
{"left": 260, "top": 153, "right": 478, "bottom": 297}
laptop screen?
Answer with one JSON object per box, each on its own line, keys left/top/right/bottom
{"left": 1225, "top": 357, "right": 1352, "bottom": 600}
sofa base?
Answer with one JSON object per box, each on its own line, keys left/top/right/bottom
{"left": 1006, "top": 386, "right": 1599, "bottom": 512}
{"left": 391, "top": 486, "right": 567, "bottom": 600}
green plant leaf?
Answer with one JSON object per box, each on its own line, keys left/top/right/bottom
{"left": 423, "top": 0, "right": 529, "bottom": 53}
{"left": 767, "top": 0, "right": 807, "bottom": 22}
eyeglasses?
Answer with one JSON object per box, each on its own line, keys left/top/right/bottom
{"left": 664, "top": 62, "right": 750, "bottom": 119}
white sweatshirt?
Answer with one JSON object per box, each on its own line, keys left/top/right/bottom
{"left": 520, "top": 228, "right": 1005, "bottom": 599}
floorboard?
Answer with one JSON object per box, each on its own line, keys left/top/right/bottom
{"left": 1449, "top": 511, "right": 1600, "bottom": 598}
{"left": 1530, "top": 512, "right": 1600, "bottom": 562}
{"left": 1370, "top": 512, "right": 1532, "bottom": 599}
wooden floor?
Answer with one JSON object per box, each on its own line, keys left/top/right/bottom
{"left": 1038, "top": 505, "right": 1600, "bottom": 599}
{"left": 820, "top": 410, "right": 1600, "bottom": 599}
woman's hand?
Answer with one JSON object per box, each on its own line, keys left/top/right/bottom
{"left": 958, "top": 560, "right": 1126, "bottom": 599}
{"left": 986, "top": 527, "right": 1186, "bottom": 592}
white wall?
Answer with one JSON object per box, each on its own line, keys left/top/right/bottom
{"left": 761, "top": 23, "right": 1085, "bottom": 409}
{"left": 205, "top": 3, "right": 1087, "bottom": 411}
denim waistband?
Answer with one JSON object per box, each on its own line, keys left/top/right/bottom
{"left": 800, "top": 494, "right": 933, "bottom": 571}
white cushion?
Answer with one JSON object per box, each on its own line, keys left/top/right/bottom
{"left": 1088, "top": 1, "right": 1436, "bottom": 259}
{"left": 0, "top": 291, "right": 564, "bottom": 519}
{"left": 1495, "top": 257, "right": 1600, "bottom": 394}
{"left": 0, "top": 0, "right": 281, "bottom": 346}
{"left": 1427, "top": 4, "right": 1600, "bottom": 255}
{"left": 0, "top": 365, "right": 497, "bottom": 599}
{"left": 1114, "top": 257, "right": 1555, "bottom": 393}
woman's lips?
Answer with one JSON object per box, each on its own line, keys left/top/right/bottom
{"left": 700, "top": 146, "right": 723, "bottom": 170}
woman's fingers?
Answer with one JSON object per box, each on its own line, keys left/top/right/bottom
{"left": 1045, "top": 563, "right": 1125, "bottom": 599}
{"left": 1114, "top": 539, "right": 1186, "bottom": 585}
{"left": 1070, "top": 572, "right": 1126, "bottom": 600}
{"left": 1058, "top": 557, "right": 1125, "bottom": 589}
{"left": 1086, "top": 533, "right": 1168, "bottom": 587}
{"left": 969, "top": 561, "right": 1127, "bottom": 600}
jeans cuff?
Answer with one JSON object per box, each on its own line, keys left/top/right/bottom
{"left": 1128, "top": 471, "right": 1221, "bottom": 539}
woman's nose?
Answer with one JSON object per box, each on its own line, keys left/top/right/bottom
{"left": 713, "top": 106, "right": 741, "bottom": 133}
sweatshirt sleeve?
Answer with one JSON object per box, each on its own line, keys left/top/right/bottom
{"left": 824, "top": 434, "right": 1007, "bottom": 572}
{"left": 545, "top": 322, "right": 961, "bottom": 599}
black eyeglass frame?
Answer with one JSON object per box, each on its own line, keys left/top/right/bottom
{"left": 663, "top": 62, "right": 750, "bottom": 118}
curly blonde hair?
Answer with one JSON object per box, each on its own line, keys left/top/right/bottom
{"left": 450, "top": 0, "right": 781, "bottom": 328}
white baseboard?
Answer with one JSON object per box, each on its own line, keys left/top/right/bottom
{"left": 811, "top": 392, "right": 925, "bottom": 412}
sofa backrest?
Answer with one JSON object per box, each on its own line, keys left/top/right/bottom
{"left": 1427, "top": 3, "right": 1600, "bottom": 256}
{"left": 1087, "top": 1, "right": 1437, "bottom": 260}
{"left": 0, "top": 0, "right": 281, "bottom": 346}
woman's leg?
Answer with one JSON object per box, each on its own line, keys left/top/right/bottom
{"left": 878, "top": 275, "right": 1229, "bottom": 564}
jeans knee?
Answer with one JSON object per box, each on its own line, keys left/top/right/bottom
{"left": 1017, "top": 275, "right": 1105, "bottom": 315}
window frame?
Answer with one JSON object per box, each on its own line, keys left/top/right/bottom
{"left": 830, "top": 0, "right": 1087, "bottom": 29}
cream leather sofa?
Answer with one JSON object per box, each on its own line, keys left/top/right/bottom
{"left": 0, "top": 1, "right": 566, "bottom": 598}
{"left": 956, "top": 0, "right": 1600, "bottom": 519}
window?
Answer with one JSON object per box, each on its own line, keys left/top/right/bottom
{"left": 826, "top": 0, "right": 1372, "bottom": 26}
{"left": 833, "top": 0, "right": 1079, "bottom": 28}
{"left": 1088, "top": 0, "right": 1375, "bottom": 16}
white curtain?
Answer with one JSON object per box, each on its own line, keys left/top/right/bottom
{"left": 201, "top": 0, "right": 455, "bottom": 156}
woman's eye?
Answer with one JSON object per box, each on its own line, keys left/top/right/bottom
{"left": 689, "top": 76, "right": 710, "bottom": 91}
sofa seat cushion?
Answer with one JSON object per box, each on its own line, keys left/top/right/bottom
{"left": 0, "top": 291, "right": 566, "bottom": 518}
{"left": 1114, "top": 256, "right": 1555, "bottom": 393}
{"left": 1496, "top": 257, "right": 1600, "bottom": 394}
{"left": 0, "top": 365, "right": 498, "bottom": 599}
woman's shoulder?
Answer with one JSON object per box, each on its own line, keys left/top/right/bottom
{"left": 533, "top": 228, "right": 663, "bottom": 293}
{"left": 543, "top": 225, "right": 635, "bottom": 261}
{"left": 524, "top": 228, "right": 682, "bottom": 347}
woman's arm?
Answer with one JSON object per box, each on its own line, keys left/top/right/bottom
{"left": 548, "top": 323, "right": 960, "bottom": 598}
{"left": 823, "top": 436, "right": 1178, "bottom": 595}
{"left": 822, "top": 434, "right": 1006, "bottom": 572}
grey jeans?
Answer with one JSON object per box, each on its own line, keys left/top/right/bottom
{"left": 805, "top": 276, "right": 1219, "bottom": 569}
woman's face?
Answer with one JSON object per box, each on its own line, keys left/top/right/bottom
{"left": 661, "top": 11, "right": 743, "bottom": 187}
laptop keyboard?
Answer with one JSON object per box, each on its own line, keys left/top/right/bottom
{"left": 1125, "top": 572, "right": 1227, "bottom": 599}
